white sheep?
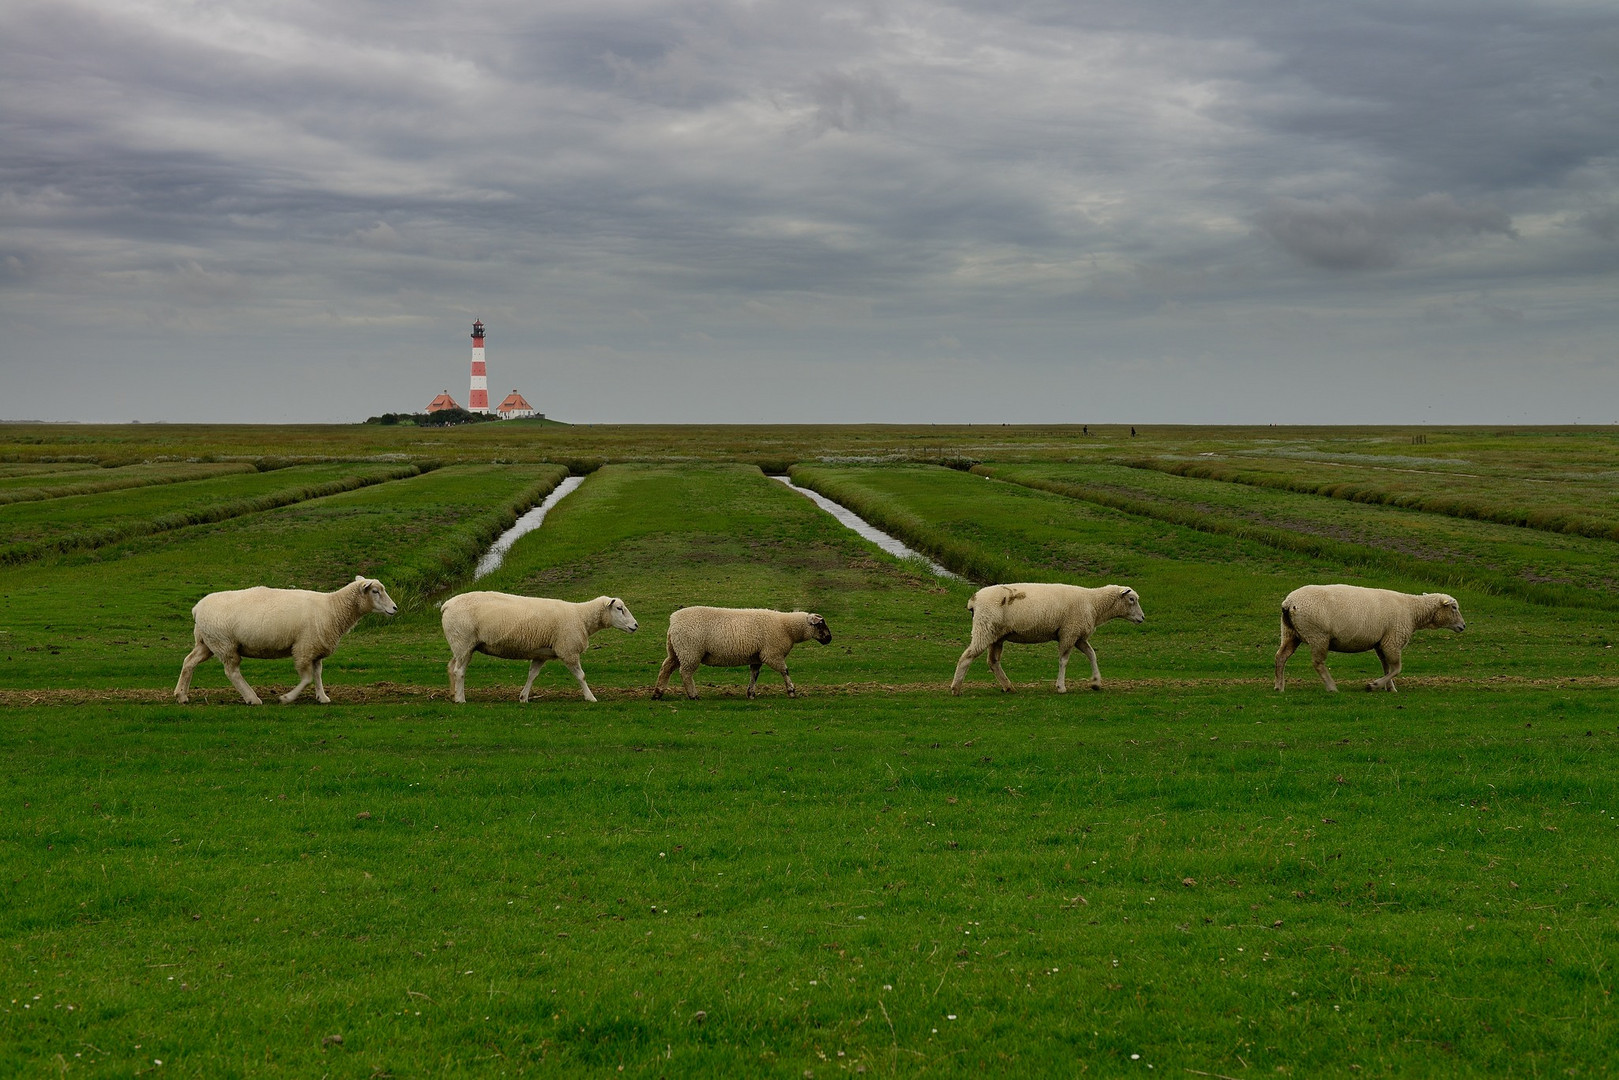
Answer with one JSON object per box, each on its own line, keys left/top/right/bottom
{"left": 950, "top": 583, "right": 1145, "bottom": 695}
{"left": 442, "top": 592, "right": 638, "bottom": 703}
{"left": 651, "top": 607, "right": 831, "bottom": 700}
{"left": 1275, "top": 584, "right": 1465, "bottom": 692}
{"left": 174, "top": 576, "right": 398, "bottom": 705}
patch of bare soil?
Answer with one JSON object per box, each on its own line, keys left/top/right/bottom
{"left": 5, "top": 675, "right": 1619, "bottom": 707}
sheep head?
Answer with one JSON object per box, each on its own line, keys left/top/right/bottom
{"left": 1427, "top": 594, "right": 1466, "bottom": 633}
{"left": 808, "top": 614, "right": 832, "bottom": 645}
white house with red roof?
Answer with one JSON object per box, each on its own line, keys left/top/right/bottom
{"left": 495, "top": 391, "right": 537, "bottom": 419}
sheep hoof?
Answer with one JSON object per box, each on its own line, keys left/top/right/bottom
{"left": 174, "top": 693, "right": 188, "bottom": 705}
{"left": 787, "top": 689, "right": 797, "bottom": 698}
{"left": 650, "top": 688, "right": 664, "bottom": 700}
{"left": 1089, "top": 683, "right": 1103, "bottom": 691}
{"left": 1056, "top": 685, "right": 1067, "bottom": 694}
{"left": 315, "top": 694, "right": 331, "bottom": 705}
{"left": 583, "top": 693, "right": 598, "bottom": 703}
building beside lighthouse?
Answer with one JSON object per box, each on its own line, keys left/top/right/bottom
{"left": 495, "top": 391, "right": 536, "bottom": 419}
{"left": 422, "top": 320, "right": 543, "bottom": 420}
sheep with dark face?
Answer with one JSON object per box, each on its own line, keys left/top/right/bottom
{"left": 651, "top": 607, "right": 831, "bottom": 700}
{"left": 442, "top": 592, "right": 638, "bottom": 702}
{"left": 175, "top": 576, "right": 398, "bottom": 705}
{"left": 1275, "top": 584, "right": 1465, "bottom": 692}
{"left": 950, "top": 583, "right": 1145, "bottom": 695}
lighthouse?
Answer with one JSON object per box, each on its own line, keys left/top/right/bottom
{"left": 468, "top": 319, "right": 490, "bottom": 414}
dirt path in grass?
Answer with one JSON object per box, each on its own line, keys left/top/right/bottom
{"left": 4, "top": 675, "right": 1619, "bottom": 706}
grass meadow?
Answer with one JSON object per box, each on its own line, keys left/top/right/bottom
{"left": 1, "top": 424, "right": 1615, "bottom": 1076}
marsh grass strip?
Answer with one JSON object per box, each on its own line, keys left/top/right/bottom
{"left": 0, "top": 461, "right": 259, "bottom": 504}
{"left": 0, "top": 464, "right": 424, "bottom": 565}
{"left": 986, "top": 464, "right": 1619, "bottom": 611}
{"left": 1129, "top": 456, "right": 1619, "bottom": 542}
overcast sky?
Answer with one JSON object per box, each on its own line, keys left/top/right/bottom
{"left": 3, "top": 1, "right": 1617, "bottom": 424}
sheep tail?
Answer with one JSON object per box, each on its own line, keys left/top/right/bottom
{"left": 1280, "top": 603, "right": 1296, "bottom": 632}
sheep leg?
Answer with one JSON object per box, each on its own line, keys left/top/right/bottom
{"left": 1274, "top": 624, "right": 1302, "bottom": 691}
{"left": 651, "top": 646, "right": 678, "bottom": 700}
{"left": 1078, "top": 638, "right": 1103, "bottom": 690}
{"left": 447, "top": 647, "right": 472, "bottom": 704}
{"left": 1368, "top": 645, "right": 1401, "bottom": 693}
{"left": 174, "top": 640, "right": 212, "bottom": 704}
{"left": 219, "top": 652, "right": 262, "bottom": 706}
{"left": 987, "top": 641, "right": 1013, "bottom": 692}
{"left": 764, "top": 657, "right": 795, "bottom": 698}
{"left": 747, "top": 663, "right": 762, "bottom": 700}
{"left": 679, "top": 661, "right": 701, "bottom": 700}
{"left": 563, "top": 657, "right": 597, "bottom": 703}
{"left": 1309, "top": 644, "right": 1337, "bottom": 692}
{"left": 281, "top": 655, "right": 317, "bottom": 704}
{"left": 520, "top": 659, "right": 547, "bottom": 703}
{"left": 311, "top": 658, "right": 329, "bottom": 704}
{"left": 950, "top": 641, "right": 988, "bottom": 695}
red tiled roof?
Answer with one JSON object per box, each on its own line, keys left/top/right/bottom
{"left": 425, "top": 392, "right": 461, "bottom": 412}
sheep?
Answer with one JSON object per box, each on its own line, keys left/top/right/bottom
{"left": 950, "top": 583, "right": 1144, "bottom": 695}
{"left": 651, "top": 607, "right": 831, "bottom": 700}
{"left": 441, "top": 592, "right": 638, "bottom": 703}
{"left": 1275, "top": 584, "right": 1465, "bottom": 692}
{"left": 174, "top": 576, "right": 398, "bottom": 705}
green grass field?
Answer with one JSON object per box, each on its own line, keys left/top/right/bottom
{"left": 1, "top": 426, "right": 1615, "bottom": 1076}
{"left": 0, "top": 463, "right": 421, "bottom": 565}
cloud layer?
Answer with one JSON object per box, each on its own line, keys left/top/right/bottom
{"left": 1, "top": 0, "right": 1616, "bottom": 422}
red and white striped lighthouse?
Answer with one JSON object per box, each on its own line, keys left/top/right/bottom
{"left": 468, "top": 319, "right": 490, "bottom": 414}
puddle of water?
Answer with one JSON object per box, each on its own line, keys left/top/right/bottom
{"left": 474, "top": 475, "right": 586, "bottom": 579}
{"left": 772, "top": 476, "right": 959, "bottom": 579}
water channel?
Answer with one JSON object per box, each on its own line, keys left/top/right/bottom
{"left": 473, "top": 475, "right": 585, "bottom": 579}
{"left": 771, "top": 476, "right": 960, "bottom": 578}
{"left": 474, "top": 473, "right": 958, "bottom": 582}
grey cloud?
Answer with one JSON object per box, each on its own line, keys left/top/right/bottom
{"left": 0, "top": 1, "right": 1616, "bottom": 423}
{"left": 1255, "top": 195, "right": 1515, "bottom": 270}
{"left": 1579, "top": 206, "right": 1619, "bottom": 241}
{"left": 802, "top": 69, "right": 907, "bottom": 136}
